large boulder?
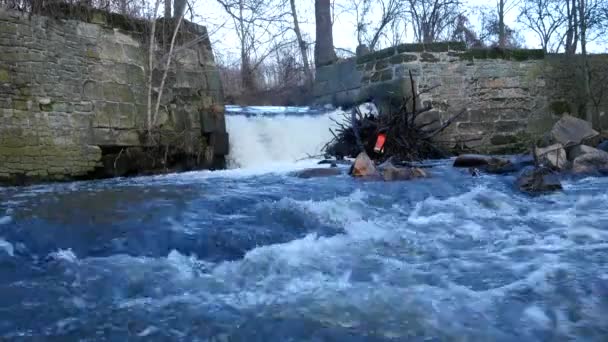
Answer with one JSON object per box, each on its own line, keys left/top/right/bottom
{"left": 516, "top": 167, "right": 562, "bottom": 195}
{"left": 350, "top": 152, "right": 378, "bottom": 177}
{"left": 293, "top": 168, "right": 342, "bottom": 179}
{"left": 596, "top": 140, "right": 608, "bottom": 153}
{"left": 382, "top": 165, "right": 429, "bottom": 181}
{"left": 572, "top": 149, "right": 608, "bottom": 175}
{"left": 567, "top": 144, "right": 597, "bottom": 161}
{"left": 534, "top": 144, "right": 568, "bottom": 170}
{"left": 550, "top": 115, "right": 599, "bottom": 147}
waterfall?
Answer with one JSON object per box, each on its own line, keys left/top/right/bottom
{"left": 225, "top": 106, "right": 341, "bottom": 168}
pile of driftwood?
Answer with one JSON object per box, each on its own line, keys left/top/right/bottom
{"left": 323, "top": 72, "right": 465, "bottom": 163}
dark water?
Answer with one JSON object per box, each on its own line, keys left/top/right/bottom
{"left": 1, "top": 160, "right": 607, "bottom": 341}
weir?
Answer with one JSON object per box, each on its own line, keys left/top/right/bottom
{"left": 225, "top": 106, "right": 340, "bottom": 168}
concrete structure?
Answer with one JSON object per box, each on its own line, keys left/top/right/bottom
{"left": 0, "top": 7, "right": 227, "bottom": 184}
{"left": 314, "top": 42, "right": 608, "bottom": 154}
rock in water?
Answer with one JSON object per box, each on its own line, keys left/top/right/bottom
{"left": 382, "top": 165, "right": 429, "bottom": 181}
{"left": 351, "top": 152, "right": 377, "bottom": 177}
{"left": 517, "top": 168, "right": 562, "bottom": 195}
{"left": 534, "top": 144, "right": 568, "bottom": 170}
{"left": 596, "top": 140, "right": 608, "bottom": 153}
{"left": 572, "top": 149, "right": 608, "bottom": 175}
{"left": 453, "top": 154, "right": 509, "bottom": 168}
{"left": 567, "top": 144, "right": 597, "bottom": 161}
{"left": 551, "top": 115, "right": 599, "bottom": 147}
{"left": 293, "top": 168, "right": 342, "bottom": 179}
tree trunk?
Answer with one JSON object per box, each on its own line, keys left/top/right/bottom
{"left": 174, "top": 0, "right": 186, "bottom": 17}
{"left": 241, "top": 48, "right": 256, "bottom": 93}
{"left": 498, "top": 0, "right": 506, "bottom": 48}
{"left": 314, "top": 0, "right": 337, "bottom": 67}
{"left": 565, "top": 0, "right": 579, "bottom": 55}
{"left": 164, "top": 0, "right": 172, "bottom": 18}
{"left": 289, "top": 0, "right": 313, "bottom": 88}
{"left": 578, "top": 0, "right": 594, "bottom": 126}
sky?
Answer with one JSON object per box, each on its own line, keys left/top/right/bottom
{"left": 191, "top": 0, "right": 607, "bottom": 63}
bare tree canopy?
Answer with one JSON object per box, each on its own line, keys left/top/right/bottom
{"left": 405, "top": 0, "right": 461, "bottom": 44}
{"left": 215, "top": 0, "right": 290, "bottom": 92}
{"left": 344, "top": 0, "right": 403, "bottom": 51}
{"left": 518, "top": 0, "right": 565, "bottom": 52}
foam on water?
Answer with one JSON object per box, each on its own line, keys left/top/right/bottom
{"left": 225, "top": 107, "right": 341, "bottom": 168}
{"left": 0, "top": 216, "right": 12, "bottom": 225}
{"left": 0, "top": 238, "right": 14, "bottom": 257}
{"left": 1, "top": 106, "right": 607, "bottom": 340}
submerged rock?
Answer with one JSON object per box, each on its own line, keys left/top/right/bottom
{"left": 551, "top": 115, "right": 599, "bottom": 147}
{"left": 516, "top": 167, "right": 562, "bottom": 195}
{"left": 293, "top": 168, "right": 342, "bottom": 179}
{"left": 381, "top": 165, "right": 428, "bottom": 181}
{"left": 350, "top": 152, "right": 378, "bottom": 177}
{"left": 534, "top": 144, "right": 568, "bottom": 170}
{"left": 572, "top": 149, "right": 608, "bottom": 175}
{"left": 453, "top": 154, "right": 508, "bottom": 168}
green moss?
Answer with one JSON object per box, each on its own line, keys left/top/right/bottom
{"left": 86, "top": 48, "right": 100, "bottom": 59}
{"left": 13, "top": 100, "right": 28, "bottom": 111}
{"left": 396, "top": 43, "right": 425, "bottom": 53}
{"left": 390, "top": 54, "right": 417, "bottom": 64}
{"left": 459, "top": 48, "right": 545, "bottom": 61}
{"left": 0, "top": 68, "right": 9, "bottom": 83}
{"left": 550, "top": 101, "right": 571, "bottom": 115}
{"left": 357, "top": 47, "right": 395, "bottom": 64}
{"left": 420, "top": 52, "right": 439, "bottom": 62}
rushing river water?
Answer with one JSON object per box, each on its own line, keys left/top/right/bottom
{"left": 0, "top": 106, "right": 607, "bottom": 341}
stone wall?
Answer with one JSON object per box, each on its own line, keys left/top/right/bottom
{"left": 313, "top": 42, "right": 608, "bottom": 154}
{"left": 0, "top": 7, "right": 227, "bottom": 185}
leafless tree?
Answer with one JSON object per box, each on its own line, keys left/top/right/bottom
{"left": 564, "top": 0, "right": 579, "bottom": 55}
{"left": 216, "top": 0, "right": 290, "bottom": 92}
{"left": 405, "top": 0, "right": 461, "bottom": 44}
{"left": 315, "top": 0, "right": 337, "bottom": 67}
{"left": 452, "top": 14, "right": 482, "bottom": 47}
{"left": 577, "top": 0, "right": 607, "bottom": 126}
{"left": 518, "top": 0, "right": 565, "bottom": 52}
{"left": 343, "top": 0, "right": 403, "bottom": 51}
{"left": 287, "top": 0, "right": 313, "bottom": 87}
{"left": 496, "top": 0, "right": 520, "bottom": 48}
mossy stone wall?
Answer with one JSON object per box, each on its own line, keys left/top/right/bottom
{"left": 0, "top": 8, "right": 227, "bottom": 184}
{"left": 313, "top": 43, "right": 608, "bottom": 154}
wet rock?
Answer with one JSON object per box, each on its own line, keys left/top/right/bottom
{"left": 318, "top": 159, "right": 351, "bottom": 166}
{"left": 551, "top": 115, "right": 599, "bottom": 147}
{"left": 567, "top": 144, "right": 597, "bottom": 161}
{"left": 350, "top": 152, "right": 378, "bottom": 177}
{"left": 572, "top": 149, "right": 608, "bottom": 175}
{"left": 596, "top": 140, "right": 608, "bottom": 153}
{"left": 453, "top": 154, "right": 508, "bottom": 168}
{"left": 293, "top": 168, "right": 342, "bottom": 179}
{"left": 534, "top": 144, "right": 568, "bottom": 170}
{"left": 381, "top": 165, "right": 429, "bottom": 181}
{"left": 517, "top": 167, "right": 562, "bottom": 194}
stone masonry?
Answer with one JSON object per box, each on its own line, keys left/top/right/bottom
{"left": 0, "top": 7, "right": 227, "bottom": 184}
{"left": 314, "top": 42, "right": 608, "bottom": 154}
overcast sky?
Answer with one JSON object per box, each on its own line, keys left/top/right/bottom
{"left": 192, "top": 0, "right": 607, "bottom": 62}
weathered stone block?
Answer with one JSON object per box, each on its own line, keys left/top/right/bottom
{"left": 495, "top": 120, "right": 523, "bottom": 133}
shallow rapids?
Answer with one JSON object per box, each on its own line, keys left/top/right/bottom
{"left": 0, "top": 158, "right": 607, "bottom": 340}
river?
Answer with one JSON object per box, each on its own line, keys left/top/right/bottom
{"left": 0, "top": 106, "right": 607, "bottom": 341}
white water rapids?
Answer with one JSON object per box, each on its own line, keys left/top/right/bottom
{"left": 225, "top": 105, "right": 341, "bottom": 168}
